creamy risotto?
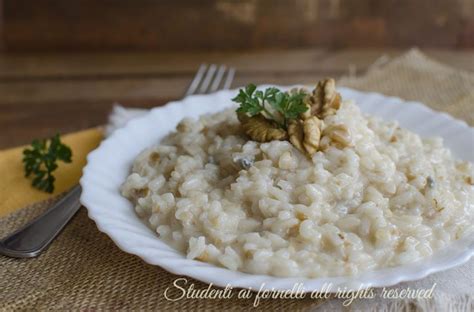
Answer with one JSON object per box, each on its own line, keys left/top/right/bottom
{"left": 121, "top": 98, "right": 474, "bottom": 278}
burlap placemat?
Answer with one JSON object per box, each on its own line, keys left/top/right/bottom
{"left": 339, "top": 48, "right": 474, "bottom": 125}
{"left": 1, "top": 49, "right": 473, "bottom": 311}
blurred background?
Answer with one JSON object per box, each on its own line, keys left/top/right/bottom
{"left": 0, "top": 0, "right": 473, "bottom": 148}
{"left": 2, "top": 0, "right": 473, "bottom": 51}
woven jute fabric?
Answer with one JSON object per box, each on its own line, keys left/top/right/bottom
{"left": 339, "top": 49, "right": 474, "bottom": 125}
{"left": 1, "top": 49, "right": 473, "bottom": 311}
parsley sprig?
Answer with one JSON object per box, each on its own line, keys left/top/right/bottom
{"left": 22, "top": 134, "right": 72, "bottom": 193}
{"left": 233, "top": 84, "right": 308, "bottom": 129}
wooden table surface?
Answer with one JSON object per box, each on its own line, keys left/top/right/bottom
{"left": 1, "top": 48, "right": 473, "bottom": 149}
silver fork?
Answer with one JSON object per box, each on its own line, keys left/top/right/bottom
{"left": 0, "top": 64, "right": 235, "bottom": 258}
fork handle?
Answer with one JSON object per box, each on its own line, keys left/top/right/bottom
{"left": 0, "top": 185, "right": 81, "bottom": 258}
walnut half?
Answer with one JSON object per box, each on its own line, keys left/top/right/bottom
{"left": 287, "top": 78, "right": 346, "bottom": 157}
{"left": 238, "top": 113, "right": 288, "bottom": 142}
{"left": 288, "top": 116, "right": 322, "bottom": 157}
{"left": 303, "top": 78, "right": 342, "bottom": 119}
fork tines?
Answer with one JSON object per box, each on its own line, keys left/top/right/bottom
{"left": 185, "top": 64, "right": 235, "bottom": 96}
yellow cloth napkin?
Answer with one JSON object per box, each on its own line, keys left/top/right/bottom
{"left": 0, "top": 128, "right": 103, "bottom": 217}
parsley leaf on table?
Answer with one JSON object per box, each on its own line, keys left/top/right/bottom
{"left": 22, "top": 134, "right": 72, "bottom": 193}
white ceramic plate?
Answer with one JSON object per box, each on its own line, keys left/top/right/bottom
{"left": 80, "top": 86, "right": 474, "bottom": 292}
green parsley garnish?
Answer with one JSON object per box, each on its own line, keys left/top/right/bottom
{"left": 232, "top": 84, "right": 308, "bottom": 129}
{"left": 22, "top": 134, "right": 72, "bottom": 193}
